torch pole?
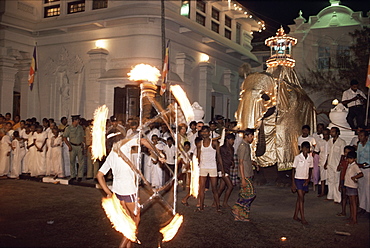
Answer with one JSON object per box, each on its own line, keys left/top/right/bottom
{"left": 135, "top": 83, "right": 145, "bottom": 216}
{"left": 173, "top": 102, "right": 178, "bottom": 215}
{"left": 366, "top": 89, "right": 369, "bottom": 127}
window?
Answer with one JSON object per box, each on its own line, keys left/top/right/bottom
{"left": 211, "top": 21, "right": 219, "bottom": 33}
{"left": 180, "top": 0, "right": 190, "bottom": 17}
{"left": 337, "top": 45, "right": 350, "bottom": 69}
{"left": 318, "top": 46, "right": 331, "bottom": 70}
{"left": 212, "top": 7, "right": 219, "bottom": 21}
{"left": 225, "top": 15, "right": 232, "bottom": 28}
{"left": 44, "top": 0, "right": 59, "bottom": 3}
{"left": 196, "top": 12, "right": 205, "bottom": 26}
{"left": 196, "top": 0, "right": 205, "bottom": 13}
{"left": 236, "top": 22, "right": 241, "bottom": 44}
{"left": 44, "top": 5, "right": 60, "bottom": 18}
{"left": 68, "top": 0, "right": 85, "bottom": 14}
{"left": 225, "top": 29, "right": 231, "bottom": 39}
{"left": 93, "top": 0, "right": 107, "bottom": 10}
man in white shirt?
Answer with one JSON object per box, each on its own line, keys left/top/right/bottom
{"left": 342, "top": 80, "right": 367, "bottom": 129}
{"left": 326, "top": 127, "right": 346, "bottom": 203}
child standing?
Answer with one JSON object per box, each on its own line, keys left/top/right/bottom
{"left": 291, "top": 141, "right": 313, "bottom": 225}
{"left": 336, "top": 146, "right": 356, "bottom": 217}
{"left": 50, "top": 128, "right": 64, "bottom": 178}
{"left": 344, "top": 151, "right": 363, "bottom": 225}
{"left": 9, "top": 131, "right": 26, "bottom": 179}
{"left": 163, "top": 137, "right": 176, "bottom": 183}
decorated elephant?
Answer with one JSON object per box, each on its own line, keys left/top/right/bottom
{"left": 235, "top": 65, "right": 316, "bottom": 171}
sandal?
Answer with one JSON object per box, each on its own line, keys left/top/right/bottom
{"left": 194, "top": 207, "right": 203, "bottom": 212}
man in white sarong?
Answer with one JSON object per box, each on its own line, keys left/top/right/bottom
{"left": 326, "top": 127, "right": 346, "bottom": 204}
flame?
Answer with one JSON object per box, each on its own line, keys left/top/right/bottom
{"left": 92, "top": 105, "right": 108, "bottom": 162}
{"left": 170, "top": 85, "right": 194, "bottom": 122}
{"left": 128, "top": 64, "right": 161, "bottom": 84}
{"left": 101, "top": 194, "right": 138, "bottom": 242}
{"left": 160, "top": 213, "right": 184, "bottom": 242}
{"left": 190, "top": 157, "right": 199, "bottom": 198}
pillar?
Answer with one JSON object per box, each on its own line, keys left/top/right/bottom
{"left": 86, "top": 48, "right": 109, "bottom": 118}
{"left": 198, "top": 61, "right": 214, "bottom": 122}
{"left": 0, "top": 47, "right": 17, "bottom": 115}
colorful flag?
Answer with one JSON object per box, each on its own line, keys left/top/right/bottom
{"left": 28, "top": 46, "right": 37, "bottom": 91}
{"left": 366, "top": 56, "right": 370, "bottom": 88}
{"left": 160, "top": 40, "right": 170, "bottom": 96}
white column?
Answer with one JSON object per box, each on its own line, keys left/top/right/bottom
{"left": 176, "top": 52, "right": 194, "bottom": 84}
{"left": 198, "top": 61, "right": 214, "bottom": 122}
{"left": 0, "top": 47, "right": 17, "bottom": 115}
{"left": 85, "top": 48, "right": 109, "bottom": 119}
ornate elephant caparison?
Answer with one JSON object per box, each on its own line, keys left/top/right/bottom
{"left": 236, "top": 65, "right": 316, "bottom": 171}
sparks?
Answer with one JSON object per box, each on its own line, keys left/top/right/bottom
{"left": 101, "top": 194, "right": 138, "bottom": 242}
{"left": 128, "top": 63, "right": 161, "bottom": 84}
{"left": 160, "top": 213, "right": 184, "bottom": 242}
{"left": 92, "top": 105, "right": 108, "bottom": 162}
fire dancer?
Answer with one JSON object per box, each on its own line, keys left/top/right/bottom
{"left": 97, "top": 135, "right": 157, "bottom": 248}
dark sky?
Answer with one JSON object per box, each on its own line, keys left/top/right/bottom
{"left": 239, "top": 0, "right": 369, "bottom": 41}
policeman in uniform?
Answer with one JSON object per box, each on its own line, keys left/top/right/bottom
{"left": 63, "top": 115, "right": 85, "bottom": 181}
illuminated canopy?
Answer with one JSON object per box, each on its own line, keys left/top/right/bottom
{"left": 265, "top": 27, "right": 297, "bottom": 68}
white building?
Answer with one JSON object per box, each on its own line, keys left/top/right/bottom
{"left": 288, "top": 0, "right": 369, "bottom": 112}
{"left": 253, "top": 0, "right": 369, "bottom": 121}
{"left": 0, "top": 0, "right": 265, "bottom": 123}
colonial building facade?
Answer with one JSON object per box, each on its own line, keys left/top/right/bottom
{"left": 0, "top": 0, "right": 265, "bottom": 122}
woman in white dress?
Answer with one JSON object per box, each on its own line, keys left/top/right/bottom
{"left": 0, "top": 128, "right": 11, "bottom": 176}
{"left": 9, "top": 131, "right": 26, "bottom": 179}
{"left": 32, "top": 125, "right": 47, "bottom": 177}
{"left": 20, "top": 125, "right": 32, "bottom": 174}
{"left": 24, "top": 124, "right": 37, "bottom": 175}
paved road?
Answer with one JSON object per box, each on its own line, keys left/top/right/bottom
{"left": 0, "top": 179, "right": 369, "bottom": 248}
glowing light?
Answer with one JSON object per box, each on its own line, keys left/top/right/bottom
{"left": 101, "top": 194, "right": 138, "bottom": 242}
{"left": 92, "top": 105, "right": 108, "bottom": 162}
{"left": 200, "top": 53, "right": 209, "bottom": 62}
{"left": 280, "top": 237, "right": 287, "bottom": 241}
{"left": 190, "top": 157, "right": 199, "bottom": 198}
{"left": 332, "top": 99, "right": 339, "bottom": 105}
{"left": 128, "top": 64, "right": 161, "bottom": 84}
{"left": 249, "top": 15, "right": 252, "bottom": 18}
{"left": 170, "top": 85, "right": 194, "bottom": 123}
{"left": 95, "top": 40, "right": 106, "bottom": 49}
{"left": 160, "top": 214, "right": 184, "bottom": 242}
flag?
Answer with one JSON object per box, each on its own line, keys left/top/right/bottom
{"left": 28, "top": 46, "right": 37, "bottom": 91}
{"left": 160, "top": 40, "right": 170, "bottom": 96}
{"left": 366, "top": 56, "right": 370, "bottom": 88}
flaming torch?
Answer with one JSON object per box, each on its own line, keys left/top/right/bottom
{"left": 101, "top": 194, "right": 138, "bottom": 242}
{"left": 170, "top": 85, "right": 194, "bottom": 123}
{"left": 128, "top": 63, "right": 161, "bottom": 83}
{"left": 92, "top": 104, "right": 108, "bottom": 162}
{"left": 160, "top": 213, "right": 184, "bottom": 242}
